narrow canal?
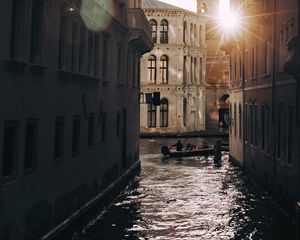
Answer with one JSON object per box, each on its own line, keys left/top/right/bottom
{"left": 72, "top": 138, "right": 296, "bottom": 240}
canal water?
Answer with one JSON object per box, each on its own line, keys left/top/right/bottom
{"left": 72, "top": 138, "right": 296, "bottom": 240}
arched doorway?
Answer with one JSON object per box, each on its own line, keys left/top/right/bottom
{"left": 218, "top": 94, "right": 230, "bottom": 129}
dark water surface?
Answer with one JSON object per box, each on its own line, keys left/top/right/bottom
{"left": 73, "top": 138, "right": 296, "bottom": 240}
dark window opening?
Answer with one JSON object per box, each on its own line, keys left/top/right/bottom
{"left": 54, "top": 117, "right": 64, "bottom": 160}
{"left": 24, "top": 120, "right": 38, "bottom": 171}
{"left": 72, "top": 115, "right": 81, "bottom": 155}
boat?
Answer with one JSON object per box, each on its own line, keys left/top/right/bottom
{"left": 161, "top": 145, "right": 215, "bottom": 158}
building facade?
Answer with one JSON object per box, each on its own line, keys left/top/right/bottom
{"left": 225, "top": 0, "right": 300, "bottom": 210}
{"left": 0, "top": 0, "right": 152, "bottom": 239}
{"left": 204, "top": 0, "right": 230, "bottom": 131}
{"left": 139, "top": 0, "right": 207, "bottom": 134}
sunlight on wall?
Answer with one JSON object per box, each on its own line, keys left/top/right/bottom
{"left": 159, "top": 0, "right": 197, "bottom": 12}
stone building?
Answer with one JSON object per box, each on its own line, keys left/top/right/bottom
{"left": 204, "top": 0, "right": 230, "bottom": 131}
{"left": 0, "top": 0, "right": 152, "bottom": 239}
{"left": 224, "top": 0, "right": 300, "bottom": 210}
{"left": 139, "top": 0, "right": 207, "bottom": 135}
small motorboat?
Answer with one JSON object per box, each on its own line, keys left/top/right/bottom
{"left": 161, "top": 145, "right": 215, "bottom": 158}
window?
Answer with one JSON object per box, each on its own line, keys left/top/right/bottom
{"left": 252, "top": 46, "right": 258, "bottom": 78}
{"left": 261, "top": 105, "right": 265, "bottom": 150}
{"left": 276, "top": 106, "right": 282, "bottom": 159}
{"left": 160, "top": 20, "right": 168, "bottom": 44}
{"left": 88, "top": 113, "right": 95, "bottom": 148}
{"left": 183, "top": 21, "right": 187, "bottom": 43}
{"left": 200, "top": 58, "right": 203, "bottom": 83}
{"left": 149, "top": 19, "right": 157, "bottom": 43}
{"left": 9, "top": 0, "right": 26, "bottom": 59}
{"left": 254, "top": 104, "right": 258, "bottom": 146}
{"left": 245, "top": 104, "right": 248, "bottom": 142}
{"left": 160, "top": 55, "right": 168, "bottom": 84}
{"left": 287, "top": 106, "right": 294, "bottom": 164}
{"left": 72, "top": 115, "right": 81, "bottom": 155}
{"left": 54, "top": 117, "right": 64, "bottom": 160}
{"left": 183, "top": 98, "right": 187, "bottom": 127}
{"left": 116, "top": 113, "right": 120, "bottom": 138}
{"left": 245, "top": 50, "right": 248, "bottom": 81}
{"left": 239, "top": 54, "right": 243, "bottom": 80}
{"left": 2, "top": 121, "right": 19, "bottom": 179}
{"left": 190, "top": 23, "right": 193, "bottom": 44}
{"left": 160, "top": 98, "right": 168, "bottom": 127}
{"left": 100, "top": 113, "right": 106, "bottom": 143}
{"left": 88, "top": 32, "right": 94, "bottom": 75}
{"left": 183, "top": 56, "right": 187, "bottom": 84}
{"left": 71, "top": 22, "right": 78, "bottom": 72}
{"left": 264, "top": 38, "right": 271, "bottom": 75}
{"left": 117, "top": 47, "right": 122, "bottom": 82}
{"left": 194, "top": 58, "right": 197, "bottom": 83}
{"left": 103, "top": 40, "right": 108, "bottom": 78}
{"left": 24, "top": 119, "right": 38, "bottom": 171}
{"left": 250, "top": 104, "right": 253, "bottom": 144}
{"left": 147, "top": 103, "right": 156, "bottom": 128}
{"left": 30, "top": 0, "right": 44, "bottom": 63}
{"left": 148, "top": 55, "right": 156, "bottom": 83}
{"left": 59, "top": 13, "right": 67, "bottom": 70}
{"left": 199, "top": 25, "right": 202, "bottom": 46}
{"left": 239, "top": 104, "right": 242, "bottom": 139}
{"left": 79, "top": 26, "right": 87, "bottom": 74}
{"left": 94, "top": 34, "right": 99, "bottom": 77}
{"left": 266, "top": 105, "right": 271, "bottom": 154}
{"left": 234, "top": 103, "right": 237, "bottom": 137}
{"left": 190, "top": 57, "right": 193, "bottom": 83}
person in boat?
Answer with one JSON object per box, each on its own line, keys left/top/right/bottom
{"left": 202, "top": 141, "right": 209, "bottom": 149}
{"left": 172, "top": 140, "right": 184, "bottom": 151}
{"left": 185, "top": 143, "right": 191, "bottom": 151}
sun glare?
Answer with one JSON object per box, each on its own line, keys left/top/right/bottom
{"left": 217, "top": 0, "right": 242, "bottom": 36}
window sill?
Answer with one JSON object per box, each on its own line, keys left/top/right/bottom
{"left": 5, "top": 58, "right": 28, "bottom": 72}
{"left": 57, "top": 69, "right": 100, "bottom": 81}
{"left": 29, "top": 63, "right": 46, "bottom": 75}
{"left": 262, "top": 73, "right": 270, "bottom": 78}
{"left": 1, "top": 175, "right": 17, "bottom": 185}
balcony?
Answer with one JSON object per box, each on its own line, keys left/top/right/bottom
{"left": 128, "top": 8, "right": 154, "bottom": 54}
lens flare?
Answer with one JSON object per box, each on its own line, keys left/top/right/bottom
{"left": 80, "top": 0, "right": 115, "bottom": 32}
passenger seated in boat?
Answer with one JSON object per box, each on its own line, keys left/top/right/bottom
{"left": 172, "top": 140, "right": 184, "bottom": 151}
{"left": 185, "top": 143, "right": 191, "bottom": 151}
{"left": 202, "top": 141, "right": 209, "bottom": 149}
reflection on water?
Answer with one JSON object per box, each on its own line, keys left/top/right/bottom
{"left": 73, "top": 138, "right": 296, "bottom": 240}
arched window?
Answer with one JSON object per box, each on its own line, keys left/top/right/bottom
{"left": 160, "top": 98, "right": 168, "bottom": 127}
{"left": 183, "top": 98, "right": 187, "bottom": 127}
{"left": 160, "top": 55, "right": 168, "bottom": 84}
{"left": 183, "top": 21, "right": 187, "bottom": 43}
{"left": 149, "top": 19, "right": 157, "bottom": 43}
{"left": 194, "top": 57, "right": 197, "bottom": 83}
{"left": 148, "top": 55, "right": 156, "bottom": 83}
{"left": 147, "top": 103, "right": 156, "bottom": 128}
{"left": 160, "top": 20, "right": 168, "bottom": 44}
{"left": 190, "top": 23, "right": 193, "bottom": 44}
{"left": 183, "top": 56, "right": 187, "bottom": 84}
{"left": 194, "top": 24, "right": 197, "bottom": 45}
{"left": 199, "top": 25, "right": 202, "bottom": 46}
{"left": 190, "top": 57, "right": 193, "bottom": 83}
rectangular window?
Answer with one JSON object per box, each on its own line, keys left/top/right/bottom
{"left": 287, "top": 106, "right": 294, "bottom": 164}
{"left": 234, "top": 104, "right": 237, "bottom": 137}
{"left": 239, "top": 104, "right": 242, "bottom": 139}
{"left": 103, "top": 40, "right": 108, "bottom": 78}
{"left": 264, "top": 38, "right": 271, "bottom": 75}
{"left": 245, "top": 104, "right": 248, "bottom": 142}
{"left": 9, "top": 0, "right": 26, "bottom": 59}
{"left": 276, "top": 106, "right": 282, "bottom": 159}
{"left": 79, "top": 26, "right": 86, "bottom": 74}
{"left": 116, "top": 113, "right": 120, "bottom": 138}
{"left": 72, "top": 115, "right": 81, "bottom": 155}
{"left": 59, "top": 14, "right": 67, "bottom": 70}
{"left": 117, "top": 47, "right": 121, "bottom": 82}
{"left": 94, "top": 34, "right": 99, "bottom": 77}
{"left": 30, "top": 0, "right": 44, "bottom": 63}
{"left": 88, "top": 113, "right": 95, "bottom": 148}
{"left": 24, "top": 119, "right": 38, "bottom": 171}
{"left": 266, "top": 105, "right": 271, "bottom": 154}
{"left": 250, "top": 104, "right": 253, "bottom": 144}
{"left": 254, "top": 104, "right": 258, "bottom": 146}
{"left": 88, "top": 32, "right": 94, "bottom": 76}
{"left": 54, "top": 117, "right": 64, "bottom": 160}
{"left": 147, "top": 103, "right": 156, "bottom": 128}
{"left": 261, "top": 105, "right": 265, "bottom": 150}
{"left": 100, "top": 113, "right": 106, "bottom": 143}
{"left": 2, "top": 121, "right": 19, "bottom": 179}
{"left": 244, "top": 50, "right": 248, "bottom": 82}
{"left": 71, "top": 22, "right": 78, "bottom": 72}
{"left": 252, "top": 46, "right": 258, "bottom": 78}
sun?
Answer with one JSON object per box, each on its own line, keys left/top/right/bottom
{"left": 217, "top": 0, "right": 243, "bottom": 37}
